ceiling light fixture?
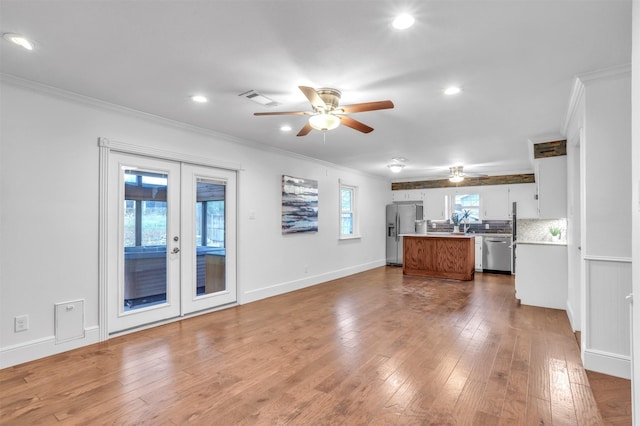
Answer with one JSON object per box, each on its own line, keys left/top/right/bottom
{"left": 444, "top": 86, "right": 461, "bottom": 95}
{"left": 308, "top": 114, "right": 340, "bottom": 131}
{"left": 191, "top": 95, "right": 208, "bottom": 103}
{"left": 449, "top": 166, "right": 464, "bottom": 182}
{"left": 393, "top": 14, "right": 415, "bottom": 30}
{"left": 3, "top": 33, "right": 34, "bottom": 50}
{"left": 280, "top": 125, "right": 292, "bottom": 132}
{"left": 388, "top": 164, "right": 405, "bottom": 173}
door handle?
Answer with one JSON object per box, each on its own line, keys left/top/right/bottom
{"left": 172, "top": 247, "right": 180, "bottom": 254}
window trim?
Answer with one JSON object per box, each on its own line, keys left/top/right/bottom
{"left": 339, "top": 180, "right": 361, "bottom": 240}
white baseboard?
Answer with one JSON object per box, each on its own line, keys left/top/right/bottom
{"left": 0, "top": 326, "right": 100, "bottom": 369}
{"left": 566, "top": 300, "right": 580, "bottom": 332}
{"left": 240, "top": 260, "right": 386, "bottom": 304}
{"left": 583, "top": 348, "right": 631, "bottom": 379}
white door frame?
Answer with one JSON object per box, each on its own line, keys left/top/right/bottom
{"left": 98, "top": 137, "right": 241, "bottom": 340}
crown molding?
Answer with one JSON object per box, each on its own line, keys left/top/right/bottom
{"left": 0, "top": 73, "right": 387, "bottom": 183}
{"left": 561, "top": 63, "right": 631, "bottom": 136}
{"left": 577, "top": 63, "right": 632, "bottom": 84}
{"left": 561, "top": 77, "right": 585, "bottom": 136}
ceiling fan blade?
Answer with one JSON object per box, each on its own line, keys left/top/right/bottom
{"left": 296, "top": 122, "right": 313, "bottom": 136}
{"left": 338, "top": 115, "right": 374, "bottom": 133}
{"left": 298, "top": 86, "right": 327, "bottom": 111}
{"left": 337, "top": 100, "right": 394, "bottom": 114}
{"left": 254, "top": 111, "right": 309, "bottom": 116}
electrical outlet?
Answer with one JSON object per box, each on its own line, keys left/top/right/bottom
{"left": 485, "top": 223, "right": 490, "bottom": 229}
{"left": 304, "top": 265, "right": 309, "bottom": 273}
{"left": 15, "top": 315, "right": 29, "bottom": 332}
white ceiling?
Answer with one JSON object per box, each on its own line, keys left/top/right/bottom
{"left": 0, "top": 0, "right": 632, "bottom": 180}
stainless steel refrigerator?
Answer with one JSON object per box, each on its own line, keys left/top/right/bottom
{"left": 386, "top": 203, "right": 423, "bottom": 265}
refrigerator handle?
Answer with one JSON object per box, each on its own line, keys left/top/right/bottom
{"left": 396, "top": 214, "right": 399, "bottom": 242}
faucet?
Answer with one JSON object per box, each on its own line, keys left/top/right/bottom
{"left": 463, "top": 223, "right": 470, "bottom": 234}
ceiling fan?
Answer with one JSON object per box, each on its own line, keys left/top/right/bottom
{"left": 447, "top": 166, "right": 488, "bottom": 183}
{"left": 254, "top": 86, "right": 394, "bottom": 136}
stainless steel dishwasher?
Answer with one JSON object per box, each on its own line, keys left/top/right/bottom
{"left": 482, "top": 236, "right": 512, "bottom": 274}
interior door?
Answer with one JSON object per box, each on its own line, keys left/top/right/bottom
{"left": 108, "top": 153, "right": 181, "bottom": 332}
{"left": 180, "top": 164, "right": 237, "bottom": 314}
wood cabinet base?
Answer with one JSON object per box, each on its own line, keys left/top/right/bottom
{"left": 403, "top": 236, "right": 475, "bottom": 281}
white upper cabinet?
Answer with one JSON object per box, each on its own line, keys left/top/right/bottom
{"left": 392, "top": 189, "right": 425, "bottom": 202}
{"left": 535, "top": 156, "right": 567, "bottom": 218}
{"left": 424, "top": 188, "right": 447, "bottom": 220}
{"left": 480, "top": 185, "right": 510, "bottom": 220}
{"left": 508, "top": 183, "right": 538, "bottom": 218}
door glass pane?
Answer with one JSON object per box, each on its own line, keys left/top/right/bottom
{"left": 123, "top": 170, "right": 168, "bottom": 311}
{"left": 196, "top": 179, "right": 226, "bottom": 296}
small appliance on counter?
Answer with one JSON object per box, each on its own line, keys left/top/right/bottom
{"left": 386, "top": 203, "right": 423, "bottom": 265}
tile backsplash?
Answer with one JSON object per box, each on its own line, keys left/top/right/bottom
{"left": 517, "top": 218, "right": 567, "bottom": 243}
{"left": 426, "top": 220, "right": 512, "bottom": 235}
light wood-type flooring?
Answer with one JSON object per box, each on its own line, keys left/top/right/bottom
{"left": 0, "top": 267, "right": 632, "bottom": 424}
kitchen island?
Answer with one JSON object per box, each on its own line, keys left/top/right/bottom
{"left": 402, "top": 234, "right": 475, "bottom": 281}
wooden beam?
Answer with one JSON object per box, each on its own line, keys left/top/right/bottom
{"left": 533, "top": 140, "right": 567, "bottom": 159}
{"left": 391, "top": 173, "right": 535, "bottom": 191}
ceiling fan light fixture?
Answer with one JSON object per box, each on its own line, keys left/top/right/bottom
{"left": 388, "top": 164, "right": 405, "bottom": 173}
{"left": 309, "top": 114, "right": 340, "bottom": 131}
{"left": 449, "top": 165, "right": 464, "bottom": 182}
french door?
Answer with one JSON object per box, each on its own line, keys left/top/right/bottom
{"left": 107, "top": 152, "right": 236, "bottom": 333}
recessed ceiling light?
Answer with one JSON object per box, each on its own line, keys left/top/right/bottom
{"left": 191, "top": 95, "right": 208, "bottom": 103}
{"left": 444, "top": 86, "right": 461, "bottom": 95}
{"left": 280, "top": 125, "right": 292, "bottom": 132}
{"left": 3, "top": 33, "right": 34, "bottom": 51}
{"left": 392, "top": 14, "right": 415, "bottom": 30}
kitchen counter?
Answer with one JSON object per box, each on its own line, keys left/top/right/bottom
{"left": 516, "top": 240, "right": 567, "bottom": 246}
{"left": 515, "top": 243, "right": 567, "bottom": 309}
{"left": 400, "top": 233, "right": 475, "bottom": 239}
{"left": 402, "top": 234, "right": 475, "bottom": 280}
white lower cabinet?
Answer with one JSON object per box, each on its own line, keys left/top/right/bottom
{"left": 474, "top": 236, "right": 483, "bottom": 271}
{"left": 515, "top": 243, "right": 567, "bottom": 309}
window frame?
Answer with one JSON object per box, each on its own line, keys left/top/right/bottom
{"left": 448, "top": 192, "right": 481, "bottom": 224}
{"left": 338, "top": 181, "right": 360, "bottom": 240}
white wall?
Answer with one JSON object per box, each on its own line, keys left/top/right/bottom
{"left": 566, "top": 130, "right": 583, "bottom": 331}
{"left": 0, "top": 78, "right": 390, "bottom": 367}
{"left": 631, "top": 0, "right": 639, "bottom": 420}
{"left": 577, "top": 68, "right": 632, "bottom": 379}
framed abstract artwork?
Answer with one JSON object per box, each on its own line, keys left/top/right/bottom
{"left": 281, "top": 175, "right": 318, "bottom": 234}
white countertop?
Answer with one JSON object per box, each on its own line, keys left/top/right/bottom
{"left": 400, "top": 233, "right": 475, "bottom": 239}
{"left": 516, "top": 240, "right": 567, "bottom": 247}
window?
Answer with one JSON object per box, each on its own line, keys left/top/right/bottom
{"left": 123, "top": 170, "right": 168, "bottom": 247}
{"left": 339, "top": 182, "right": 359, "bottom": 239}
{"left": 450, "top": 193, "right": 481, "bottom": 223}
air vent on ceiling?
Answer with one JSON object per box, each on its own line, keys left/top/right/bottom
{"left": 239, "top": 90, "right": 279, "bottom": 107}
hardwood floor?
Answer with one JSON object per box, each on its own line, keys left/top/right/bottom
{"left": 0, "top": 267, "right": 631, "bottom": 424}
